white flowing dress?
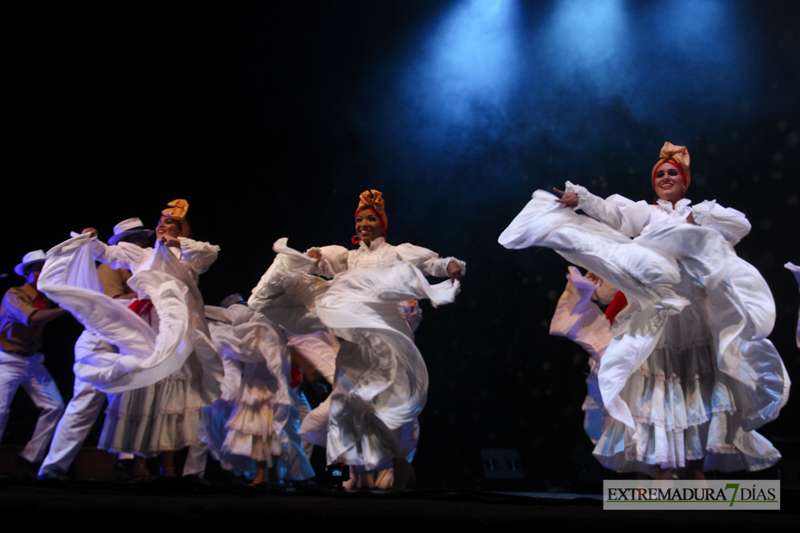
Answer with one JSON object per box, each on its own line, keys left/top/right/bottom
{"left": 249, "top": 237, "right": 464, "bottom": 471}
{"left": 499, "top": 184, "right": 789, "bottom": 474}
{"left": 38, "top": 233, "right": 223, "bottom": 455}
{"left": 199, "top": 304, "right": 314, "bottom": 480}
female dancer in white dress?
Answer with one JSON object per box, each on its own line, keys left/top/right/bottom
{"left": 499, "top": 143, "right": 789, "bottom": 479}
{"left": 40, "top": 200, "right": 222, "bottom": 477}
{"left": 249, "top": 190, "right": 464, "bottom": 489}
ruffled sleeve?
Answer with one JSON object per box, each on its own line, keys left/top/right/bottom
{"left": 691, "top": 200, "right": 751, "bottom": 246}
{"left": 396, "top": 243, "right": 466, "bottom": 278}
{"left": 565, "top": 181, "right": 651, "bottom": 238}
{"left": 178, "top": 237, "right": 220, "bottom": 276}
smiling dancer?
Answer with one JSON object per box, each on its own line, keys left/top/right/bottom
{"left": 250, "top": 189, "right": 464, "bottom": 490}
{"left": 500, "top": 143, "right": 789, "bottom": 479}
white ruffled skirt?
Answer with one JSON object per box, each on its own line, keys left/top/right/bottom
{"left": 198, "top": 307, "right": 315, "bottom": 480}
{"left": 221, "top": 363, "right": 281, "bottom": 464}
{"left": 98, "top": 311, "right": 206, "bottom": 456}
{"left": 594, "top": 291, "right": 780, "bottom": 473}
{"left": 99, "top": 360, "right": 205, "bottom": 455}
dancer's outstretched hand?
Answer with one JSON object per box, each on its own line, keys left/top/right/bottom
{"left": 553, "top": 188, "right": 578, "bottom": 208}
{"left": 447, "top": 261, "right": 462, "bottom": 283}
{"left": 306, "top": 248, "right": 322, "bottom": 268}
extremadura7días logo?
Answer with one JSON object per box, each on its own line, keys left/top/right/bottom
{"left": 603, "top": 480, "right": 780, "bottom": 510}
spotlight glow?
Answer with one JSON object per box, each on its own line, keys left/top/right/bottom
{"left": 548, "top": 0, "right": 628, "bottom": 65}
{"left": 403, "top": 0, "right": 521, "bottom": 131}
{"left": 541, "top": 0, "right": 632, "bottom": 94}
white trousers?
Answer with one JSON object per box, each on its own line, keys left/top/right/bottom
{"left": 40, "top": 377, "right": 209, "bottom": 477}
{"left": 182, "top": 440, "right": 209, "bottom": 476}
{"left": 38, "top": 377, "right": 106, "bottom": 476}
{"left": 0, "top": 352, "right": 65, "bottom": 462}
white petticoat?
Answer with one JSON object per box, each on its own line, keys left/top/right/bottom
{"left": 501, "top": 190, "right": 790, "bottom": 473}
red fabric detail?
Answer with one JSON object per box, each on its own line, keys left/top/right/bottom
{"left": 358, "top": 207, "right": 388, "bottom": 232}
{"left": 33, "top": 294, "right": 46, "bottom": 310}
{"left": 651, "top": 161, "right": 688, "bottom": 188}
{"left": 605, "top": 292, "right": 627, "bottom": 326}
{"left": 403, "top": 315, "right": 415, "bottom": 343}
{"left": 128, "top": 298, "right": 154, "bottom": 326}
{"left": 290, "top": 364, "right": 302, "bottom": 389}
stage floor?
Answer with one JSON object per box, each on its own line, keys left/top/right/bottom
{"left": 2, "top": 476, "right": 797, "bottom": 531}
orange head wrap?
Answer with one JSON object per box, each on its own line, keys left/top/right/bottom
{"left": 161, "top": 198, "right": 192, "bottom": 238}
{"left": 355, "top": 189, "right": 388, "bottom": 231}
{"left": 651, "top": 142, "right": 691, "bottom": 191}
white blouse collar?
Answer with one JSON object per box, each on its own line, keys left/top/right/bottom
{"left": 655, "top": 197, "right": 692, "bottom": 213}
{"left": 358, "top": 236, "right": 387, "bottom": 252}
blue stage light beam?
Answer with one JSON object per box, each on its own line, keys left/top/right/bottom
{"left": 540, "top": 0, "right": 632, "bottom": 96}
{"left": 367, "top": 0, "right": 749, "bottom": 193}
{"left": 531, "top": 0, "right": 745, "bottom": 133}
{"left": 401, "top": 0, "right": 522, "bottom": 142}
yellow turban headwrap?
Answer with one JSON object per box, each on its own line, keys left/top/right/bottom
{"left": 355, "top": 189, "right": 388, "bottom": 231}
{"left": 652, "top": 142, "right": 691, "bottom": 191}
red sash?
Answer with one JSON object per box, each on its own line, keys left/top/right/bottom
{"left": 128, "top": 298, "right": 154, "bottom": 325}
{"left": 605, "top": 292, "right": 627, "bottom": 326}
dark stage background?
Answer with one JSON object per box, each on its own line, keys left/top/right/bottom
{"left": 4, "top": 0, "right": 799, "bottom": 489}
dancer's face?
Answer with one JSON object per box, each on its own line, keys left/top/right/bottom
{"left": 24, "top": 263, "right": 44, "bottom": 285}
{"left": 156, "top": 216, "right": 182, "bottom": 239}
{"left": 355, "top": 209, "right": 384, "bottom": 245}
{"left": 653, "top": 162, "right": 685, "bottom": 205}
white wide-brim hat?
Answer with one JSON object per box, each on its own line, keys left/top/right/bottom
{"left": 108, "top": 217, "right": 154, "bottom": 245}
{"left": 14, "top": 250, "right": 47, "bottom": 277}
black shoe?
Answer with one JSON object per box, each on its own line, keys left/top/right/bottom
{"left": 38, "top": 470, "right": 69, "bottom": 480}
{"left": 11, "top": 457, "right": 39, "bottom": 482}
{"left": 182, "top": 473, "right": 210, "bottom": 487}
{"left": 111, "top": 459, "right": 135, "bottom": 481}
